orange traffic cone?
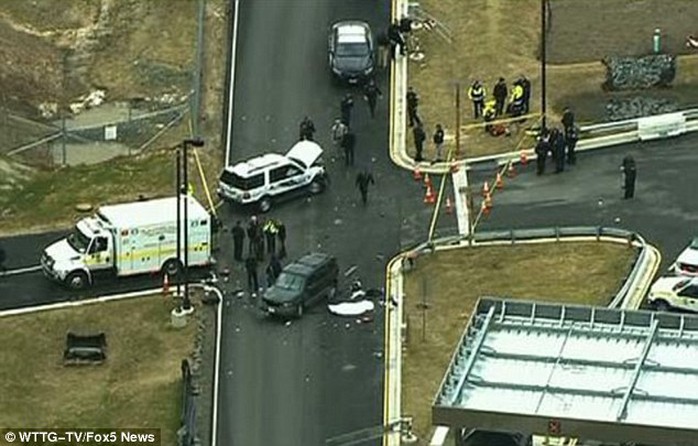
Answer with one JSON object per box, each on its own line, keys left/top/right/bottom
{"left": 520, "top": 150, "right": 528, "bottom": 166}
{"left": 450, "top": 161, "right": 460, "bottom": 173}
{"left": 163, "top": 273, "right": 170, "bottom": 295}
{"left": 481, "top": 200, "right": 490, "bottom": 216}
{"left": 484, "top": 192, "right": 493, "bottom": 211}
{"left": 481, "top": 180, "right": 490, "bottom": 197}
{"left": 424, "top": 173, "right": 432, "bottom": 188}
{"left": 413, "top": 165, "right": 422, "bottom": 181}
{"left": 424, "top": 184, "right": 436, "bottom": 204}
{"left": 495, "top": 172, "right": 504, "bottom": 190}
{"left": 507, "top": 162, "right": 516, "bottom": 178}
{"left": 445, "top": 196, "right": 453, "bottom": 214}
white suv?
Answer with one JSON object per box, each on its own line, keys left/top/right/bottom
{"left": 218, "top": 140, "right": 328, "bottom": 213}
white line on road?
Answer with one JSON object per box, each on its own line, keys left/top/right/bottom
{"left": 224, "top": 0, "right": 241, "bottom": 168}
{"left": 0, "top": 265, "right": 42, "bottom": 277}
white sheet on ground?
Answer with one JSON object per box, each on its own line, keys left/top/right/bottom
{"left": 328, "top": 300, "right": 374, "bottom": 316}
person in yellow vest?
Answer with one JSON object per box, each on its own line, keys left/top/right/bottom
{"left": 467, "top": 80, "right": 486, "bottom": 119}
{"left": 483, "top": 99, "right": 496, "bottom": 134}
{"left": 508, "top": 81, "right": 524, "bottom": 117}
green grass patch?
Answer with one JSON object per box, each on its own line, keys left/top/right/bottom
{"left": 0, "top": 295, "right": 197, "bottom": 444}
{"left": 401, "top": 241, "right": 638, "bottom": 443}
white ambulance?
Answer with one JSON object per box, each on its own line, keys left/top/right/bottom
{"left": 41, "top": 196, "right": 212, "bottom": 289}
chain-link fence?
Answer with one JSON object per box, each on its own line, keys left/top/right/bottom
{"left": 0, "top": 0, "right": 207, "bottom": 168}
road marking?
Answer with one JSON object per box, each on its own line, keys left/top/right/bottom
{"left": 224, "top": 0, "right": 241, "bottom": 168}
{"left": 0, "top": 265, "right": 42, "bottom": 277}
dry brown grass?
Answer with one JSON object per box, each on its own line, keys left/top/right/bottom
{"left": 401, "top": 242, "right": 638, "bottom": 444}
{"left": 408, "top": 0, "right": 698, "bottom": 159}
{"left": 0, "top": 295, "right": 197, "bottom": 445}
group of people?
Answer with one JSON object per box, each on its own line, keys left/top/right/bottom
{"left": 534, "top": 107, "right": 579, "bottom": 175}
{"left": 232, "top": 216, "right": 287, "bottom": 295}
{"left": 468, "top": 76, "right": 532, "bottom": 137}
{"left": 407, "top": 86, "right": 446, "bottom": 163}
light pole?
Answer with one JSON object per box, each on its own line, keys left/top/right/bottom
{"left": 175, "top": 147, "right": 182, "bottom": 302}
{"left": 180, "top": 137, "right": 204, "bottom": 311}
{"left": 541, "top": 0, "right": 547, "bottom": 133}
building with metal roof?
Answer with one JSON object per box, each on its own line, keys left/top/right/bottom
{"left": 432, "top": 298, "right": 698, "bottom": 446}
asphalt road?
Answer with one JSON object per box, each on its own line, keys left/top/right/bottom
{"left": 470, "top": 132, "right": 698, "bottom": 273}
{"left": 215, "top": 1, "right": 449, "bottom": 445}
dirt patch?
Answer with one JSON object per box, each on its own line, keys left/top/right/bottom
{"left": 547, "top": 0, "right": 698, "bottom": 64}
{"left": 401, "top": 242, "right": 638, "bottom": 444}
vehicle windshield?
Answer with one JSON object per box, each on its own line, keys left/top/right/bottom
{"left": 336, "top": 42, "right": 369, "bottom": 57}
{"left": 66, "top": 227, "right": 91, "bottom": 253}
{"left": 220, "top": 170, "right": 262, "bottom": 191}
{"left": 273, "top": 272, "right": 305, "bottom": 293}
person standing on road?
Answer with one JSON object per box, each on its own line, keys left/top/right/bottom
{"left": 277, "top": 220, "right": 287, "bottom": 259}
{"left": 247, "top": 216, "right": 260, "bottom": 258}
{"left": 376, "top": 31, "right": 390, "bottom": 69}
{"left": 552, "top": 128, "right": 566, "bottom": 173}
{"left": 432, "top": 124, "right": 445, "bottom": 163}
{"left": 331, "top": 118, "right": 348, "bottom": 147}
{"left": 621, "top": 155, "right": 637, "bottom": 199}
{"left": 413, "top": 123, "right": 426, "bottom": 162}
{"left": 355, "top": 169, "right": 375, "bottom": 206}
{"left": 245, "top": 255, "right": 260, "bottom": 296}
{"left": 561, "top": 107, "right": 575, "bottom": 136}
{"left": 340, "top": 94, "right": 354, "bottom": 126}
{"left": 535, "top": 132, "right": 550, "bottom": 176}
{"left": 265, "top": 254, "right": 282, "bottom": 287}
{"left": 299, "top": 116, "right": 316, "bottom": 141}
{"left": 341, "top": 131, "right": 356, "bottom": 166}
{"left": 467, "top": 80, "right": 486, "bottom": 119}
{"left": 565, "top": 125, "right": 579, "bottom": 165}
{"left": 263, "top": 219, "right": 278, "bottom": 255}
{"left": 388, "top": 21, "right": 406, "bottom": 58}
{"left": 232, "top": 220, "right": 245, "bottom": 262}
{"left": 363, "top": 79, "right": 383, "bottom": 118}
{"left": 406, "top": 86, "right": 421, "bottom": 127}
{"left": 493, "top": 77, "right": 508, "bottom": 117}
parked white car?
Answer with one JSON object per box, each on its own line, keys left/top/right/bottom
{"left": 647, "top": 276, "right": 698, "bottom": 312}
{"left": 670, "top": 237, "right": 698, "bottom": 276}
{"left": 217, "top": 141, "right": 328, "bottom": 213}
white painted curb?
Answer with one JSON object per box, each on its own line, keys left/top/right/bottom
{"left": 224, "top": 0, "right": 241, "bottom": 168}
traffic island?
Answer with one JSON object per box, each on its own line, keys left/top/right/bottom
{"left": 398, "top": 239, "right": 640, "bottom": 444}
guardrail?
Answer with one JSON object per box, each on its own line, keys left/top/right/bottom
{"left": 386, "top": 226, "right": 660, "bottom": 445}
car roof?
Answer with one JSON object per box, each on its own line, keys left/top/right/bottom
{"left": 283, "top": 263, "right": 315, "bottom": 277}
{"left": 335, "top": 21, "right": 369, "bottom": 43}
{"left": 283, "top": 253, "right": 336, "bottom": 277}
{"left": 226, "top": 153, "right": 289, "bottom": 177}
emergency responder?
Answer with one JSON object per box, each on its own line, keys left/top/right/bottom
{"left": 266, "top": 254, "right": 282, "bottom": 287}
{"left": 551, "top": 128, "right": 565, "bottom": 173}
{"left": 493, "top": 77, "right": 508, "bottom": 117}
{"left": 299, "top": 116, "right": 315, "bottom": 141}
{"left": 340, "top": 94, "right": 354, "bottom": 126}
{"left": 519, "top": 74, "right": 531, "bottom": 114}
{"left": 388, "top": 21, "right": 406, "bottom": 57}
{"left": 245, "top": 255, "right": 260, "bottom": 296}
{"left": 432, "top": 124, "right": 445, "bottom": 163}
{"left": 364, "top": 79, "right": 383, "bottom": 118}
{"left": 355, "top": 169, "right": 375, "bottom": 205}
{"left": 509, "top": 81, "right": 524, "bottom": 117}
{"left": 566, "top": 125, "right": 579, "bottom": 165}
{"left": 263, "top": 219, "right": 278, "bottom": 255}
{"left": 331, "top": 118, "right": 348, "bottom": 147}
{"left": 413, "top": 123, "right": 426, "bottom": 162}
{"left": 535, "top": 132, "right": 550, "bottom": 176}
{"left": 561, "top": 107, "right": 575, "bottom": 136}
{"left": 483, "top": 99, "right": 496, "bottom": 135}
{"left": 232, "top": 220, "right": 245, "bottom": 262}
{"left": 341, "top": 131, "right": 356, "bottom": 166}
{"left": 406, "top": 86, "right": 420, "bottom": 127}
{"left": 467, "top": 80, "right": 486, "bottom": 119}
{"left": 247, "top": 216, "right": 261, "bottom": 258}
{"left": 621, "top": 155, "right": 637, "bottom": 199}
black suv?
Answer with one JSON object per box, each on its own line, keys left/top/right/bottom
{"left": 263, "top": 253, "right": 339, "bottom": 318}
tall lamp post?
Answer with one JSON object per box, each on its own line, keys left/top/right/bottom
{"left": 541, "top": 0, "right": 547, "bottom": 133}
{"left": 177, "top": 137, "right": 205, "bottom": 311}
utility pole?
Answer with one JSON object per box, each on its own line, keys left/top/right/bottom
{"left": 175, "top": 147, "right": 182, "bottom": 302}
{"left": 180, "top": 138, "right": 204, "bottom": 311}
{"left": 455, "top": 82, "right": 461, "bottom": 158}
{"left": 540, "top": 0, "right": 547, "bottom": 133}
